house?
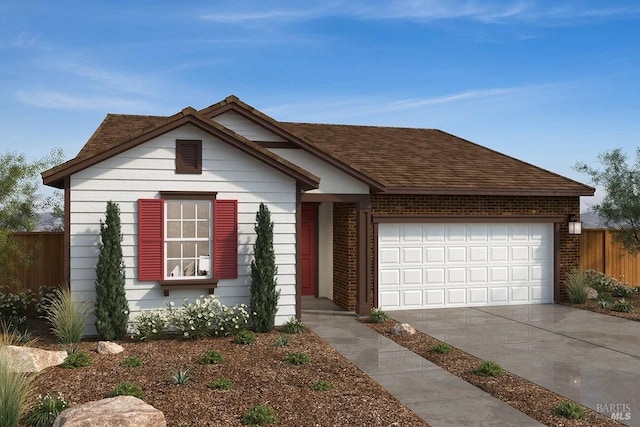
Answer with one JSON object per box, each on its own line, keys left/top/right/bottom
{"left": 42, "top": 95, "right": 595, "bottom": 328}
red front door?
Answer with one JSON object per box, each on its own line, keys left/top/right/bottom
{"left": 301, "top": 203, "right": 317, "bottom": 296}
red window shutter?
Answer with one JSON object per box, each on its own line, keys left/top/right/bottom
{"left": 214, "top": 199, "right": 238, "bottom": 279}
{"left": 138, "top": 199, "right": 164, "bottom": 281}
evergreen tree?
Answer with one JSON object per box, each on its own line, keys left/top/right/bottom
{"left": 250, "top": 203, "right": 279, "bottom": 332}
{"left": 95, "top": 201, "right": 129, "bottom": 340}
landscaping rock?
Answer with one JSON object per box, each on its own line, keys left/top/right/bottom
{"left": 391, "top": 323, "right": 416, "bottom": 336}
{"left": 586, "top": 287, "right": 599, "bottom": 300}
{"left": 53, "top": 396, "right": 166, "bottom": 427}
{"left": 97, "top": 341, "right": 124, "bottom": 354}
{"left": 3, "top": 345, "right": 67, "bottom": 372}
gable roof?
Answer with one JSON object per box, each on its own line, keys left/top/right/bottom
{"left": 42, "top": 107, "right": 320, "bottom": 191}
{"left": 43, "top": 95, "right": 594, "bottom": 197}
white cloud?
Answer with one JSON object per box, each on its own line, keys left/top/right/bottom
{"left": 17, "top": 89, "right": 154, "bottom": 111}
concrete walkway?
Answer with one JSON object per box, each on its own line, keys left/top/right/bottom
{"left": 303, "top": 300, "right": 542, "bottom": 427}
{"left": 393, "top": 304, "right": 640, "bottom": 426}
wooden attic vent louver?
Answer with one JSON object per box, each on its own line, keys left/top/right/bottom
{"left": 176, "top": 139, "right": 202, "bottom": 174}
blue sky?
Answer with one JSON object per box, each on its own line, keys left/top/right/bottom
{"left": 1, "top": 1, "right": 639, "bottom": 210}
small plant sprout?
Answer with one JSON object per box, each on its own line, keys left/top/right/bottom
{"left": 62, "top": 351, "right": 92, "bottom": 368}
{"left": 273, "top": 334, "right": 290, "bottom": 347}
{"left": 172, "top": 368, "right": 189, "bottom": 385}
{"left": 233, "top": 329, "right": 256, "bottom": 345}
{"left": 208, "top": 378, "right": 233, "bottom": 390}
{"left": 121, "top": 355, "right": 143, "bottom": 368}
{"left": 474, "top": 360, "right": 504, "bottom": 378}
{"left": 108, "top": 382, "right": 144, "bottom": 399}
{"left": 242, "top": 405, "right": 278, "bottom": 425}
{"left": 286, "top": 352, "right": 310, "bottom": 365}
{"left": 431, "top": 342, "right": 452, "bottom": 354}
{"left": 554, "top": 401, "right": 586, "bottom": 419}
{"left": 280, "top": 317, "right": 305, "bottom": 334}
{"left": 367, "top": 308, "right": 390, "bottom": 324}
{"left": 24, "top": 392, "right": 69, "bottom": 427}
{"left": 199, "top": 350, "right": 224, "bottom": 365}
{"left": 312, "top": 380, "right": 334, "bottom": 391}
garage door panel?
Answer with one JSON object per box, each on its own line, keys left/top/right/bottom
{"left": 379, "top": 222, "right": 553, "bottom": 310}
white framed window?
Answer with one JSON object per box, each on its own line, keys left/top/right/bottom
{"left": 165, "top": 200, "right": 212, "bottom": 280}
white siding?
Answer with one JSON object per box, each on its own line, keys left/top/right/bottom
{"left": 212, "top": 111, "right": 285, "bottom": 142}
{"left": 69, "top": 124, "right": 297, "bottom": 334}
{"left": 271, "top": 149, "right": 369, "bottom": 194}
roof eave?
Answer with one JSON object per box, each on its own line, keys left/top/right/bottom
{"left": 381, "top": 187, "right": 596, "bottom": 197}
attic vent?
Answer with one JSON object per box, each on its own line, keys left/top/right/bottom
{"left": 176, "top": 140, "right": 202, "bottom": 174}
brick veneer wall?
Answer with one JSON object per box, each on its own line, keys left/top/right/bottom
{"left": 332, "top": 194, "right": 581, "bottom": 311}
{"left": 333, "top": 203, "right": 357, "bottom": 309}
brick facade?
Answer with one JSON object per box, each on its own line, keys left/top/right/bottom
{"left": 331, "top": 194, "right": 581, "bottom": 311}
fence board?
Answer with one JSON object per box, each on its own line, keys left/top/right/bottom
{"left": 1, "top": 232, "right": 65, "bottom": 293}
{"left": 581, "top": 229, "right": 640, "bottom": 286}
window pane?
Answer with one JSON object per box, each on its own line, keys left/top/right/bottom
{"left": 197, "top": 241, "right": 209, "bottom": 256}
{"left": 197, "top": 202, "right": 210, "bottom": 219}
{"left": 197, "top": 220, "right": 209, "bottom": 238}
{"left": 183, "top": 202, "right": 196, "bottom": 219}
{"left": 183, "top": 242, "right": 196, "bottom": 258}
{"left": 167, "top": 221, "right": 181, "bottom": 238}
{"left": 167, "top": 242, "right": 181, "bottom": 258}
{"left": 167, "top": 202, "right": 181, "bottom": 219}
{"left": 167, "top": 260, "right": 180, "bottom": 277}
{"left": 183, "top": 259, "right": 196, "bottom": 276}
{"left": 183, "top": 221, "right": 196, "bottom": 238}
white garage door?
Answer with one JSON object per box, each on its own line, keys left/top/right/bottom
{"left": 378, "top": 223, "right": 553, "bottom": 310}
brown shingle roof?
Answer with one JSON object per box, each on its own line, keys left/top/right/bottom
{"left": 280, "top": 122, "right": 594, "bottom": 196}
{"left": 42, "top": 96, "right": 594, "bottom": 196}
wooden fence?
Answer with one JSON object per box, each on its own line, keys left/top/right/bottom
{"left": 1, "top": 232, "right": 65, "bottom": 294}
{"left": 581, "top": 229, "right": 640, "bottom": 285}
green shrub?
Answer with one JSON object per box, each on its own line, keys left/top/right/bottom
{"left": 585, "top": 270, "right": 615, "bottom": 293}
{"left": 121, "top": 356, "right": 143, "bottom": 368}
{"left": 199, "top": 350, "right": 224, "bottom": 365}
{"left": 23, "top": 392, "right": 69, "bottom": 427}
{"left": 208, "top": 378, "right": 233, "bottom": 390}
{"left": 233, "top": 329, "right": 256, "bottom": 345}
{"left": 612, "top": 298, "right": 634, "bottom": 313}
{"left": 172, "top": 368, "right": 189, "bottom": 385}
{"left": 108, "top": 382, "right": 144, "bottom": 399}
{"left": 43, "top": 286, "right": 90, "bottom": 345}
{"left": 554, "top": 401, "right": 586, "bottom": 419}
{"left": 94, "top": 201, "right": 130, "bottom": 341}
{"left": 242, "top": 405, "right": 277, "bottom": 425}
{"left": 273, "top": 334, "right": 290, "bottom": 347}
{"left": 312, "top": 380, "right": 333, "bottom": 391}
{"left": 286, "top": 352, "right": 310, "bottom": 365}
{"left": 474, "top": 360, "right": 504, "bottom": 378}
{"left": 612, "top": 283, "right": 634, "bottom": 298}
{"left": 249, "top": 203, "right": 280, "bottom": 333}
{"left": 0, "top": 286, "right": 35, "bottom": 328}
{"left": 0, "top": 325, "right": 37, "bottom": 427}
{"left": 134, "top": 310, "right": 168, "bottom": 340}
{"left": 62, "top": 351, "right": 91, "bottom": 368}
{"left": 366, "top": 308, "right": 390, "bottom": 324}
{"left": 431, "top": 342, "right": 452, "bottom": 354}
{"left": 167, "top": 296, "right": 249, "bottom": 339}
{"left": 564, "top": 268, "right": 589, "bottom": 304}
{"left": 280, "top": 317, "right": 305, "bottom": 334}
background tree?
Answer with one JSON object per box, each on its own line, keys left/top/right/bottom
{"left": 576, "top": 147, "right": 640, "bottom": 253}
{"left": 95, "top": 201, "right": 129, "bottom": 340}
{"left": 249, "top": 203, "right": 279, "bottom": 332}
{"left": 0, "top": 148, "right": 64, "bottom": 287}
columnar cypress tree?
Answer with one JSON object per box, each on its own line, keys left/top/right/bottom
{"left": 95, "top": 201, "right": 129, "bottom": 340}
{"left": 250, "top": 203, "right": 279, "bottom": 332}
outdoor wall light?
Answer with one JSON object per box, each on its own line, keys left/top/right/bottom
{"left": 568, "top": 214, "right": 582, "bottom": 235}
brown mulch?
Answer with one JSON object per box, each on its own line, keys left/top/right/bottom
{"left": 563, "top": 291, "right": 640, "bottom": 321}
{"left": 363, "top": 319, "right": 623, "bottom": 427}
{"left": 27, "top": 328, "right": 428, "bottom": 427}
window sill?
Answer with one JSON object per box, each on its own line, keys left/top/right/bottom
{"left": 160, "top": 279, "right": 218, "bottom": 296}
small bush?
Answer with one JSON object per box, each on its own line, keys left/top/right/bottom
{"left": 431, "top": 342, "right": 452, "bottom": 354}
{"left": 242, "top": 405, "right": 277, "bottom": 425}
{"left": 0, "top": 286, "right": 35, "bottom": 328}
{"left": 108, "top": 381, "right": 144, "bottom": 399}
{"left": 612, "top": 298, "right": 634, "bottom": 313}
{"left": 208, "top": 378, "right": 233, "bottom": 390}
{"left": 43, "top": 286, "right": 91, "bottom": 345}
{"left": 134, "top": 310, "right": 168, "bottom": 341}
{"left": 554, "top": 401, "right": 586, "bottom": 419}
{"left": 474, "top": 360, "right": 504, "bottom": 378}
{"left": 612, "top": 283, "right": 634, "bottom": 298}
{"left": 273, "top": 334, "right": 290, "bottom": 347}
{"left": 23, "top": 392, "right": 69, "bottom": 427}
{"left": 280, "top": 317, "right": 305, "bottom": 334}
{"left": 312, "top": 380, "right": 333, "bottom": 391}
{"left": 286, "top": 352, "right": 310, "bottom": 365}
{"left": 167, "top": 296, "right": 249, "bottom": 339}
{"left": 172, "top": 368, "right": 189, "bottom": 385}
{"left": 367, "top": 308, "right": 390, "bottom": 324}
{"left": 585, "top": 269, "right": 616, "bottom": 293}
{"left": 199, "top": 350, "right": 224, "bottom": 365}
{"left": 62, "top": 351, "right": 91, "bottom": 368}
{"left": 233, "top": 329, "right": 256, "bottom": 345}
{"left": 564, "top": 268, "right": 589, "bottom": 304}
{"left": 121, "top": 356, "right": 143, "bottom": 368}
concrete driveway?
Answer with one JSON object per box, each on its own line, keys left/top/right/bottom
{"left": 392, "top": 304, "right": 640, "bottom": 426}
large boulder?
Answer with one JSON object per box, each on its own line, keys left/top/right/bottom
{"left": 391, "top": 323, "right": 416, "bottom": 336}
{"left": 3, "top": 346, "right": 67, "bottom": 372}
{"left": 53, "top": 396, "right": 166, "bottom": 427}
{"left": 97, "top": 341, "right": 124, "bottom": 355}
